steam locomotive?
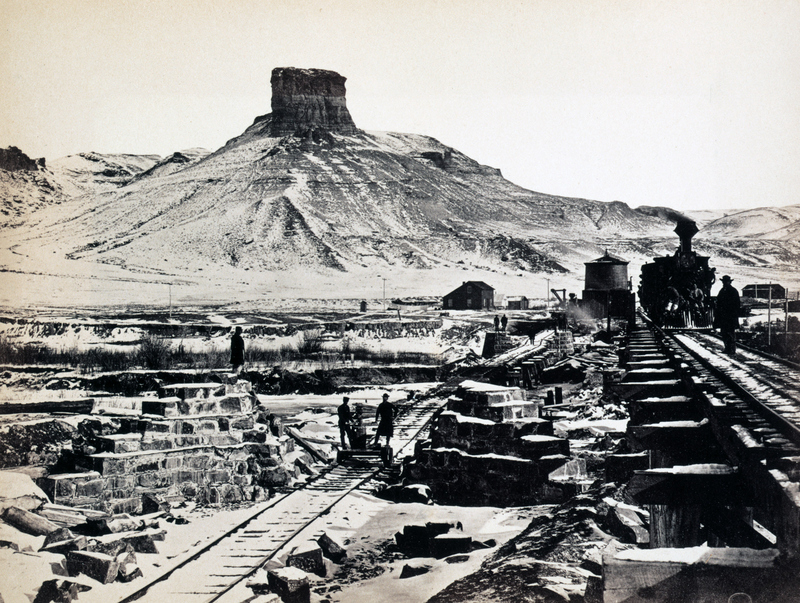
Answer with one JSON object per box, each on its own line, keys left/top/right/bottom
{"left": 638, "top": 220, "right": 716, "bottom": 329}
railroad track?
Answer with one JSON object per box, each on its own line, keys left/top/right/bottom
{"left": 669, "top": 330, "right": 800, "bottom": 446}
{"left": 117, "top": 397, "right": 445, "bottom": 603}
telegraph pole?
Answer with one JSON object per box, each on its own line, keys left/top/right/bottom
{"left": 545, "top": 278, "right": 550, "bottom": 311}
{"left": 768, "top": 283, "right": 772, "bottom": 348}
{"left": 378, "top": 275, "right": 387, "bottom": 311}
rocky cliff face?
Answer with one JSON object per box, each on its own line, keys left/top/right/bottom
{"left": 0, "top": 146, "right": 45, "bottom": 171}
{"left": 0, "top": 147, "right": 65, "bottom": 226}
{"left": 267, "top": 67, "right": 359, "bottom": 136}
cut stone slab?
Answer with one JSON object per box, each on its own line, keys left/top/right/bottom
{"left": 38, "top": 472, "right": 102, "bottom": 505}
{"left": 517, "top": 434, "right": 570, "bottom": 459}
{"left": 317, "top": 532, "right": 347, "bottom": 563}
{"left": 158, "top": 383, "right": 225, "bottom": 401}
{"left": 603, "top": 546, "right": 781, "bottom": 603}
{"left": 0, "top": 471, "right": 50, "bottom": 513}
{"left": 66, "top": 550, "right": 120, "bottom": 584}
{"left": 396, "top": 524, "right": 438, "bottom": 557}
{"left": 287, "top": 540, "right": 325, "bottom": 577}
{"left": 141, "top": 398, "right": 180, "bottom": 417}
{"left": 40, "top": 534, "right": 88, "bottom": 555}
{"left": 400, "top": 563, "right": 432, "bottom": 578}
{"left": 41, "top": 527, "right": 75, "bottom": 548}
{"left": 549, "top": 459, "right": 588, "bottom": 481}
{"left": 267, "top": 566, "right": 310, "bottom": 603}
{"left": 430, "top": 533, "right": 473, "bottom": 559}
{"left": 86, "top": 536, "right": 134, "bottom": 557}
{"left": 3, "top": 506, "right": 60, "bottom": 536}
{"left": 93, "top": 433, "right": 143, "bottom": 453}
{"left": 117, "top": 560, "right": 143, "bottom": 582}
{"left": 32, "top": 577, "right": 92, "bottom": 603}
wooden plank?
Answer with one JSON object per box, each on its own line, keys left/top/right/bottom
{"left": 0, "top": 399, "right": 95, "bottom": 415}
{"left": 628, "top": 466, "right": 747, "bottom": 505}
{"left": 285, "top": 427, "right": 333, "bottom": 463}
{"left": 649, "top": 503, "right": 702, "bottom": 547}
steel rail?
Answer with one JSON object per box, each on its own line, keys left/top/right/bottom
{"left": 638, "top": 312, "right": 800, "bottom": 448}
{"left": 673, "top": 332, "right": 800, "bottom": 446}
{"left": 205, "top": 398, "right": 443, "bottom": 602}
{"left": 117, "top": 396, "right": 445, "bottom": 603}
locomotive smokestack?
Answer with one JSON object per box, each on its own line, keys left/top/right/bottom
{"left": 674, "top": 219, "right": 699, "bottom": 254}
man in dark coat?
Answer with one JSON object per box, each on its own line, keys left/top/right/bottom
{"left": 230, "top": 326, "right": 245, "bottom": 373}
{"left": 714, "top": 275, "right": 740, "bottom": 355}
{"left": 501, "top": 314, "right": 508, "bottom": 331}
{"left": 337, "top": 396, "right": 356, "bottom": 449}
{"left": 373, "top": 393, "right": 396, "bottom": 448}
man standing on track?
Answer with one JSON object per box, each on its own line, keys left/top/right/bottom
{"left": 337, "top": 396, "right": 356, "bottom": 449}
{"left": 714, "top": 275, "right": 741, "bottom": 355}
{"left": 373, "top": 392, "right": 396, "bottom": 448}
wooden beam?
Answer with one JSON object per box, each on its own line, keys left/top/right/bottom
{"left": 0, "top": 399, "right": 95, "bottom": 415}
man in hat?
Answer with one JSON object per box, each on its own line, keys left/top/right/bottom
{"left": 714, "top": 275, "right": 740, "bottom": 355}
{"left": 337, "top": 396, "right": 356, "bottom": 449}
{"left": 230, "top": 326, "right": 245, "bottom": 374}
{"left": 374, "top": 392, "right": 396, "bottom": 448}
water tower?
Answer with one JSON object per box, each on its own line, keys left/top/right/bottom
{"left": 582, "top": 251, "right": 635, "bottom": 320}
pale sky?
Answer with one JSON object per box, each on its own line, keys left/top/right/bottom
{"left": 2, "top": 0, "right": 799, "bottom": 212}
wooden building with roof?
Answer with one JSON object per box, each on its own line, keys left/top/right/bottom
{"left": 443, "top": 281, "right": 495, "bottom": 310}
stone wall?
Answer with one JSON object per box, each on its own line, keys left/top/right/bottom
{"left": 37, "top": 378, "right": 299, "bottom": 514}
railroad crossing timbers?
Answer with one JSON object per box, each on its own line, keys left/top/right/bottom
{"left": 602, "top": 321, "right": 800, "bottom": 601}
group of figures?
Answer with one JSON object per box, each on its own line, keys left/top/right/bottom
{"left": 661, "top": 265, "right": 718, "bottom": 329}
{"left": 639, "top": 245, "right": 717, "bottom": 329}
{"left": 642, "top": 271, "right": 741, "bottom": 354}
{"left": 493, "top": 314, "right": 508, "bottom": 331}
{"left": 229, "top": 326, "right": 398, "bottom": 449}
{"left": 337, "top": 394, "right": 395, "bottom": 450}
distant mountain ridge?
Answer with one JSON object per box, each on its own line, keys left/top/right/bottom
{"left": 1, "top": 67, "right": 798, "bottom": 304}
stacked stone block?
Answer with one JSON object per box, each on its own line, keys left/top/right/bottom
{"left": 404, "top": 380, "right": 570, "bottom": 505}
{"left": 405, "top": 447, "right": 567, "bottom": 506}
{"left": 40, "top": 379, "right": 295, "bottom": 514}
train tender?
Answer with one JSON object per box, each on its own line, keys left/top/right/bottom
{"left": 638, "top": 219, "right": 717, "bottom": 329}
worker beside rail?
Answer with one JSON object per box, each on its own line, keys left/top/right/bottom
{"left": 373, "top": 392, "right": 396, "bottom": 448}
{"left": 337, "top": 396, "right": 357, "bottom": 449}
{"left": 714, "top": 275, "right": 741, "bottom": 355}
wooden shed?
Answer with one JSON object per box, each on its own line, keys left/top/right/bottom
{"left": 742, "top": 284, "right": 786, "bottom": 299}
{"left": 443, "top": 281, "right": 495, "bottom": 310}
{"left": 506, "top": 296, "right": 529, "bottom": 310}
